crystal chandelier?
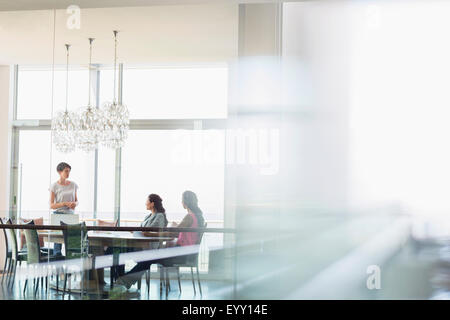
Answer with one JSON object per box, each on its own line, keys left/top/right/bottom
{"left": 51, "top": 44, "right": 79, "bottom": 153}
{"left": 76, "top": 38, "right": 105, "bottom": 152}
{"left": 102, "top": 30, "right": 129, "bottom": 149}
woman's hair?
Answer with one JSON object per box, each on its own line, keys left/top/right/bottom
{"left": 56, "top": 162, "right": 71, "bottom": 172}
{"left": 148, "top": 194, "right": 168, "bottom": 226}
{"left": 182, "top": 190, "right": 205, "bottom": 227}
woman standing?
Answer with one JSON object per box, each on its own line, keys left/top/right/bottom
{"left": 49, "top": 162, "right": 78, "bottom": 256}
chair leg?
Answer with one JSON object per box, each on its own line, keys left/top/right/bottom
{"left": 23, "top": 279, "right": 28, "bottom": 296}
{"left": 2, "top": 257, "right": 9, "bottom": 284}
{"left": 34, "top": 277, "right": 39, "bottom": 297}
{"left": 68, "top": 274, "right": 72, "bottom": 300}
{"left": 45, "top": 276, "right": 48, "bottom": 295}
{"left": 62, "top": 274, "right": 67, "bottom": 299}
{"left": 190, "top": 267, "right": 196, "bottom": 295}
{"left": 137, "top": 277, "right": 142, "bottom": 290}
{"left": 159, "top": 266, "right": 163, "bottom": 295}
{"left": 6, "top": 259, "right": 14, "bottom": 287}
{"left": 9, "top": 260, "right": 18, "bottom": 288}
{"left": 196, "top": 267, "right": 202, "bottom": 295}
{"left": 176, "top": 267, "right": 182, "bottom": 292}
{"left": 165, "top": 268, "right": 169, "bottom": 298}
{"left": 146, "top": 269, "right": 151, "bottom": 298}
{"left": 3, "top": 258, "right": 11, "bottom": 285}
{"left": 110, "top": 267, "right": 114, "bottom": 288}
{"left": 167, "top": 269, "right": 171, "bottom": 291}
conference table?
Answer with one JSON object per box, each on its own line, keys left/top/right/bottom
{"left": 39, "top": 230, "right": 175, "bottom": 296}
{"left": 40, "top": 230, "right": 174, "bottom": 248}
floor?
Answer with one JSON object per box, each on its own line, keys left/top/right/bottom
{"left": 369, "top": 239, "right": 450, "bottom": 299}
{"left": 1, "top": 238, "right": 448, "bottom": 300}
{"left": 0, "top": 271, "right": 235, "bottom": 300}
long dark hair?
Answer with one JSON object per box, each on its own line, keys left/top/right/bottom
{"left": 148, "top": 194, "right": 168, "bottom": 226}
{"left": 182, "top": 190, "right": 205, "bottom": 227}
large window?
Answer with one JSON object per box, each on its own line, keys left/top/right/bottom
{"left": 120, "top": 130, "right": 225, "bottom": 224}
{"left": 123, "top": 66, "right": 228, "bottom": 119}
{"left": 18, "top": 131, "right": 95, "bottom": 221}
{"left": 13, "top": 65, "right": 227, "bottom": 229}
{"left": 17, "top": 67, "right": 89, "bottom": 120}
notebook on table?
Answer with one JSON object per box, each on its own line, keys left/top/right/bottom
{"left": 50, "top": 213, "right": 80, "bottom": 226}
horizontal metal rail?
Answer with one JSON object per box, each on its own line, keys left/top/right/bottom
{"left": 0, "top": 224, "right": 234, "bottom": 233}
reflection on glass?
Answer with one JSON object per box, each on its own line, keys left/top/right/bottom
{"left": 123, "top": 67, "right": 228, "bottom": 119}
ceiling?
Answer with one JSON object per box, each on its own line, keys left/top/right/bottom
{"left": 0, "top": 0, "right": 286, "bottom": 11}
{"left": 0, "top": 4, "right": 239, "bottom": 65}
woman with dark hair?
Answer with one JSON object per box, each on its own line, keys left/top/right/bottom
{"left": 109, "top": 194, "right": 168, "bottom": 280}
{"left": 49, "top": 162, "right": 78, "bottom": 256}
{"left": 174, "top": 190, "right": 205, "bottom": 245}
{"left": 141, "top": 194, "right": 168, "bottom": 232}
{"left": 116, "top": 190, "right": 206, "bottom": 289}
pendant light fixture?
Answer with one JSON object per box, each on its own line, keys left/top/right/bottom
{"left": 51, "top": 44, "right": 79, "bottom": 153}
{"left": 76, "top": 38, "right": 104, "bottom": 152}
{"left": 102, "top": 30, "right": 129, "bottom": 149}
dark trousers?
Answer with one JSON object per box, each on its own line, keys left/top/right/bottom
{"left": 105, "top": 246, "right": 130, "bottom": 278}
{"left": 125, "top": 255, "right": 188, "bottom": 277}
{"left": 54, "top": 243, "right": 62, "bottom": 256}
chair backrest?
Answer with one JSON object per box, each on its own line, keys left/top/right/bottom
{"left": 22, "top": 220, "right": 41, "bottom": 264}
{"left": 61, "top": 221, "right": 87, "bottom": 259}
{"left": 196, "top": 222, "right": 207, "bottom": 245}
{"left": 97, "top": 219, "right": 118, "bottom": 227}
{"left": 0, "top": 218, "right": 10, "bottom": 255}
{"left": 185, "top": 222, "right": 207, "bottom": 267}
{"left": 4, "top": 219, "right": 19, "bottom": 259}
{"left": 19, "top": 217, "right": 45, "bottom": 249}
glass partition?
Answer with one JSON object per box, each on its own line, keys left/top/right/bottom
{"left": 2, "top": 0, "right": 449, "bottom": 303}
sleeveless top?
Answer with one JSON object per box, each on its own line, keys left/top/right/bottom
{"left": 176, "top": 212, "right": 199, "bottom": 247}
{"left": 49, "top": 181, "right": 78, "bottom": 214}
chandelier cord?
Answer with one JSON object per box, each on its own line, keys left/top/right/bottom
{"left": 65, "top": 44, "right": 70, "bottom": 113}
{"left": 48, "top": 8, "right": 56, "bottom": 245}
{"left": 113, "top": 30, "right": 118, "bottom": 104}
{"left": 88, "top": 38, "right": 94, "bottom": 108}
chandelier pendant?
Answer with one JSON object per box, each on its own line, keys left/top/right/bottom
{"left": 76, "top": 38, "right": 105, "bottom": 152}
{"left": 51, "top": 44, "right": 79, "bottom": 153}
{"left": 102, "top": 30, "right": 130, "bottom": 149}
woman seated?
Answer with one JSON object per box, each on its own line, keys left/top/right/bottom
{"left": 115, "top": 190, "right": 205, "bottom": 289}
{"left": 107, "top": 193, "right": 168, "bottom": 279}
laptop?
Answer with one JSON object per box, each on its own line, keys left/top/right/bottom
{"left": 51, "top": 213, "right": 80, "bottom": 226}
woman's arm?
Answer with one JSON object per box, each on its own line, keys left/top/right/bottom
{"left": 49, "top": 191, "right": 68, "bottom": 210}
{"left": 143, "top": 214, "right": 193, "bottom": 237}
{"left": 142, "top": 213, "right": 169, "bottom": 237}
{"left": 161, "top": 214, "right": 194, "bottom": 238}
{"left": 68, "top": 191, "right": 79, "bottom": 209}
{"left": 177, "top": 214, "right": 194, "bottom": 228}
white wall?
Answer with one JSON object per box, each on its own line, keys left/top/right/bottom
{"left": 0, "top": 65, "right": 11, "bottom": 271}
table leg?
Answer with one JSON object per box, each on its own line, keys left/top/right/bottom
{"left": 90, "top": 246, "right": 105, "bottom": 284}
